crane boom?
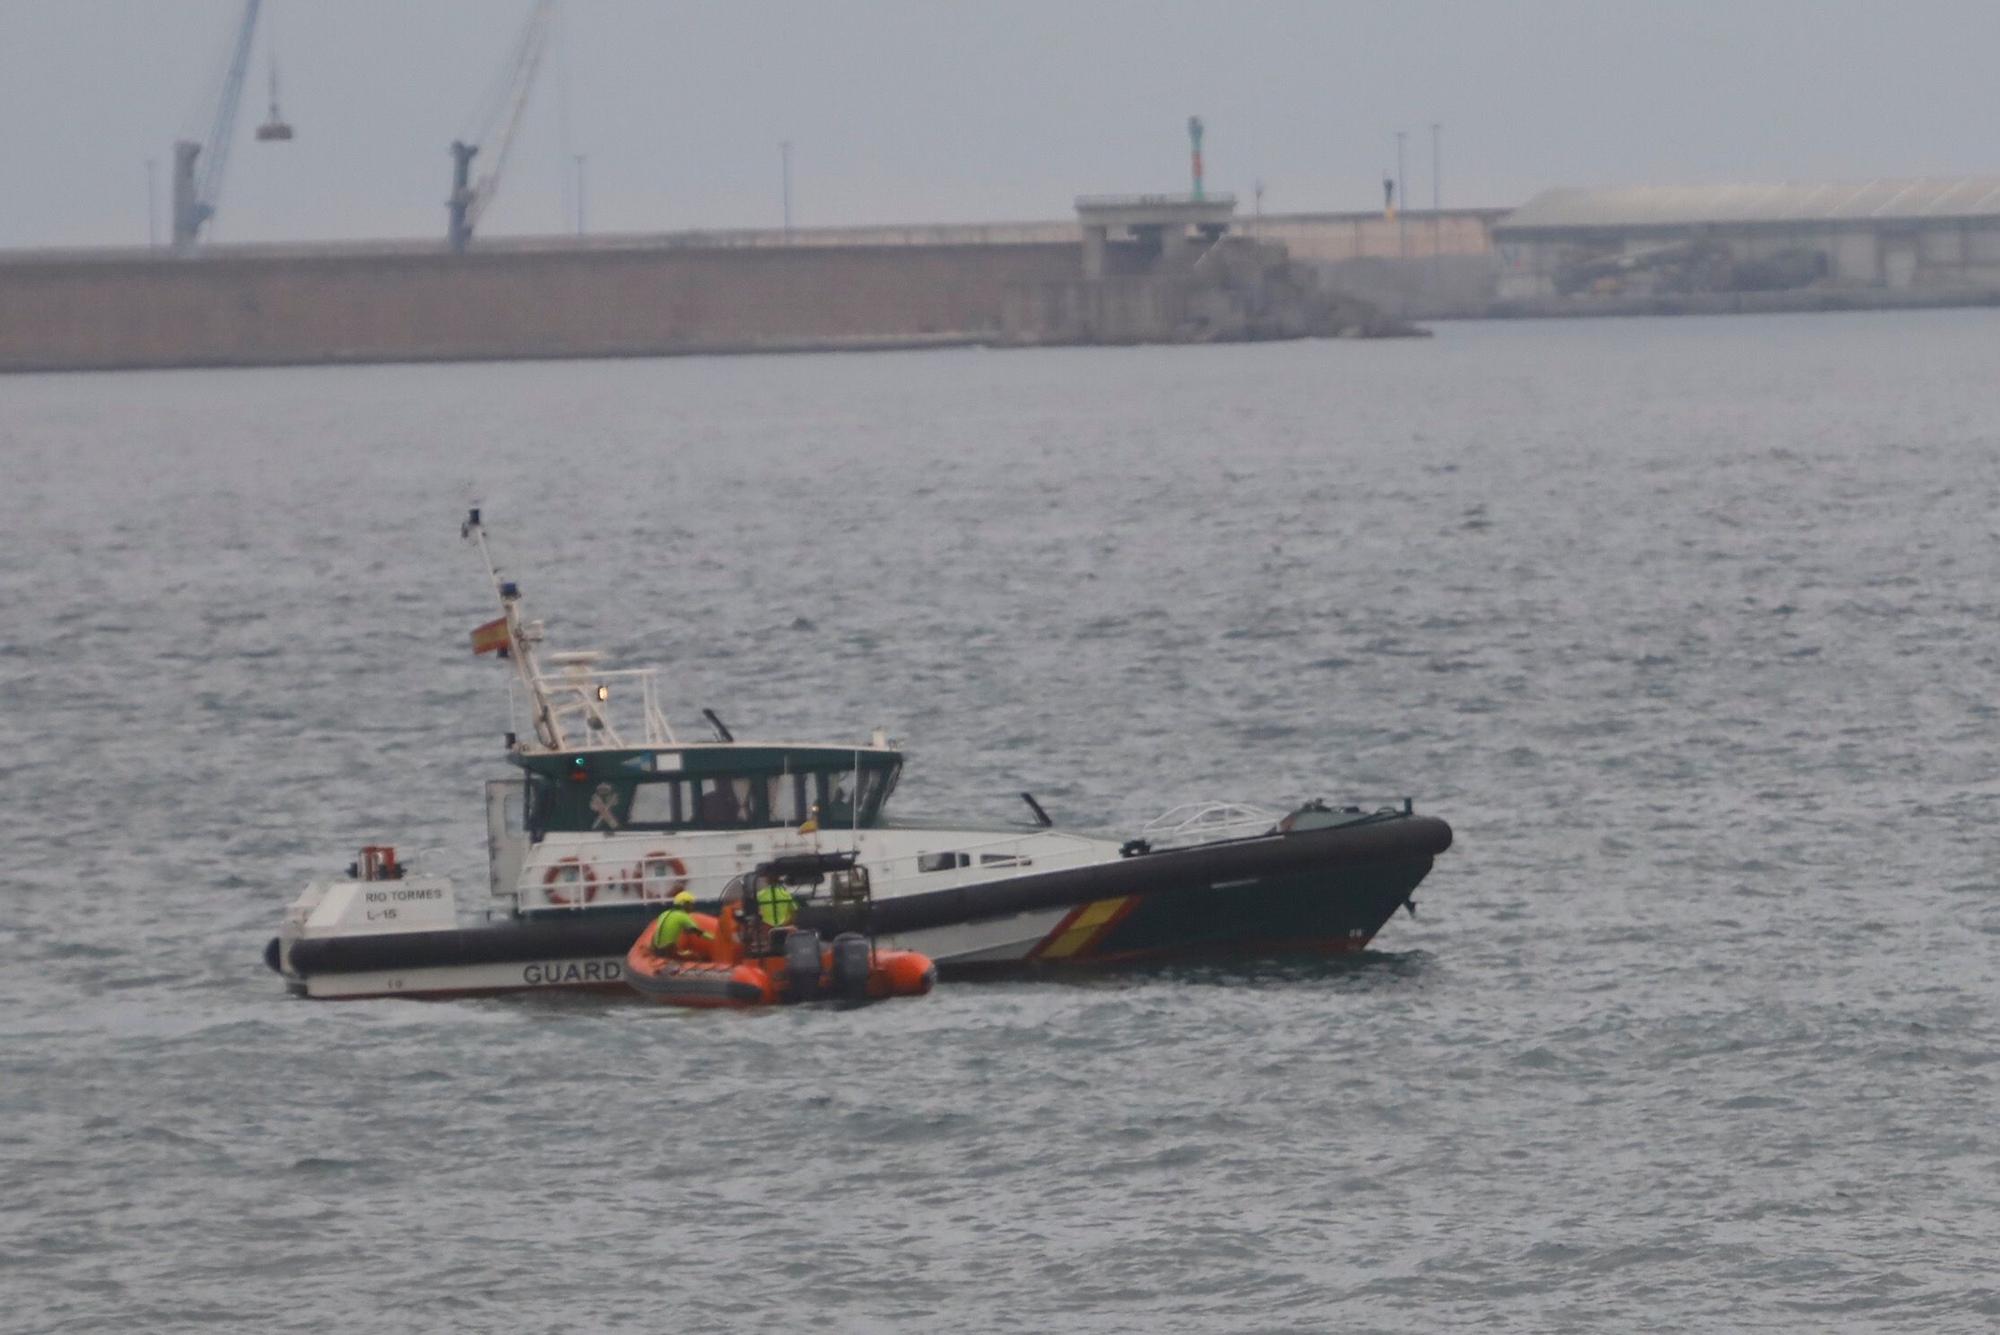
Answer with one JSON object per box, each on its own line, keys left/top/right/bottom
{"left": 172, "top": 0, "right": 262, "bottom": 248}
{"left": 468, "top": 1, "right": 555, "bottom": 231}
{"left": 448, "top": 0, "right": 557, "bottom": 252}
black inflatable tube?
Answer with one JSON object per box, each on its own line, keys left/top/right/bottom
{"left": 286, "top": 815, "right": 1450, "bottom": 978}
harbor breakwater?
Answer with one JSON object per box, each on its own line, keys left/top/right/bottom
{"left": 0, "top": 240, "right": 1081, "bottom": 373}
{"left": 0, "top": 211, "right": 1500, "bottom": 373}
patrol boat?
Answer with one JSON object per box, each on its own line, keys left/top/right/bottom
{"left": 264, "top": 512, "right": 1452, "bottom": 1000}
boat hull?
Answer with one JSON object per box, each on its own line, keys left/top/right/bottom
{"left": 1006, "top": 859, "right": 1432, "bottom": 971}
{"left": 272, "top": 814, "right": 1449, "bottom": 999}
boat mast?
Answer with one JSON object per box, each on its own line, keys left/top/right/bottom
{"left": 461, "top": 509, "right": 675, "bottom": 753}
{"left": 463, "top": 507, "right": 563, "bottom": 750}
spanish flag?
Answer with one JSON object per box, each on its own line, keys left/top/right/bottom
{"left": 470, "top": 616, "right": 510, "bottom": 656}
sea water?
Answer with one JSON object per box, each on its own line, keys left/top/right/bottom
{"left": 3, "top": 314, "right": 1997, "bottom": 1332}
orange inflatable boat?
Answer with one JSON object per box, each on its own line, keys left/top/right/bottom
{"left": 624, "top": 858, "right": 934, "bottom": 1009}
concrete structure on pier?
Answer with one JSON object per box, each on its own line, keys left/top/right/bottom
{"left": 1075, "top": 194, "right": 1238, "bottom": 279}
{"left": 998, "top": 192, "right": 1421, "bottom": 345}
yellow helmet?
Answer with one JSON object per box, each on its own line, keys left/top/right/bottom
{"left": 673, "top": 890, "right": 696, "bottom": 907}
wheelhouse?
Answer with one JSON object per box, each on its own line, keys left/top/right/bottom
{"left": 514, "top": 744, "right": 903, "bottom": 838}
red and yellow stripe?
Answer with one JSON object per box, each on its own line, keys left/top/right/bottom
{"left": 1029, "top": 896, "right": 1139, "bottom": 961}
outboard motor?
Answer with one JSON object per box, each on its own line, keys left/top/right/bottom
{"left": 782, "top": 928, "right": 823, "bottom": 1002}
{"left": 830, "top": 933, "right": 872, "bottom": 1000}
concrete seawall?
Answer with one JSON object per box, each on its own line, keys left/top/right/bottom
{"left": 0, "top": 242, "right": 1080, "bottom": 373}
{"left": 0, "top": 211, "right": 1504, "bottom": 374}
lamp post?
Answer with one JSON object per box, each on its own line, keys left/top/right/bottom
{"left": 1188, "top": 115, "right": 1205, "bottom": 201}
{"left": 1430, "top": 122, "right": 1442, "bottom": 294}
{"left": 574, "top": 154, "right": 587, "bottom": 236}
{"left": 781, "top": 140, "right": 793, "bottom": 237}
{"left": 1395, "top": 129, "right": 1408, "bottom": 259}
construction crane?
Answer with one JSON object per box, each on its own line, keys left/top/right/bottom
{"left": 448, "top": 0, "right": 557, "bottom": 253}
{"left": 172, "top": 0, "right": 263, "bottom": 249}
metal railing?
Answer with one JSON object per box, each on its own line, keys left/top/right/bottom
{"left": 1138, "top": 802, "right": 1282, "bottom": 849}
{"left": 506, "top": 664, "right": 674, "bottom": 750}
{"left": 1075, "top": 193, "right": 1239, "bottom": 210}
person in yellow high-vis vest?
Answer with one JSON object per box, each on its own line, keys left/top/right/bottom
{"left": 756, "top": 881, "right": 797, "bottom": 928}
{"left": 650, "top": 890, "right": 711, "bottom": 957}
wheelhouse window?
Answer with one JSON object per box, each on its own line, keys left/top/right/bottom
{"left": 825, "top": 771, "right": 855, "bottom": 824}
{"left": 614, "top": 774, "right": 789, "bottom": 831}
{"left": 767, "top": 773, "right": 805, "bottom": 824}
{"left": 628, "top": 779, "right": 686, "bottom": 826}
{"left": 525, "top": 775, "right": 555, "bottom": 833}
{"left": 696, "top": 777, "right": 750, "bottom": 826}
{"left": 820, "top": 762, "right": 900, "bottom": 828}
{"left": 534, "top": 754, "right": 902, "bottom": 834}
{"left": 919, "top": 852, "right": 971, "bottom": 872}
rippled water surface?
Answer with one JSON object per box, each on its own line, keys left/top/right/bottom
{"left": 4, "top": 315, "right": 1999, "bottom": 1332}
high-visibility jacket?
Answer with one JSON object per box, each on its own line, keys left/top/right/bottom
{"left": 756, "top": 884, "right": 798, "bottom": 927}
{"left": 652, "top": 908, "right": 709, "bottom": 951}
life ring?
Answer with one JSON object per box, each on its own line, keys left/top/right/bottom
{"left": 543, "top": 856, "right": 598, "bottom": 906}
{"left": 640, "top": 851, "right": 690, "bottom": 900}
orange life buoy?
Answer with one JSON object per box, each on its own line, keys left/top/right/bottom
{"left": 640, "top": 851, "right": 690, "bottom": 900}
{"left": 543, "top": 856, "right": 598, "bottom": 906}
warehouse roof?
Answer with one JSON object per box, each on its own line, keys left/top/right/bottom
{"left": 1499, "top": 177, "right": 2000, "bottom": 232}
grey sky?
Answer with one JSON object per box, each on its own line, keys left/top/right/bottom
{"left": 4, "top": 0, "right": 1997, "bottom": 248}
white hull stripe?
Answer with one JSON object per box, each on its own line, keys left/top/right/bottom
{"left": 297, "top": 957, "right": 628, "bottom": 1000}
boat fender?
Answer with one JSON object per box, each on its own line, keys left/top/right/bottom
{"left": 829, "top": 932, "right": 871, "bottom": 999}
{"left": 263, "top": 937, "right": 282, "bottom": 974}
{"left": 782, "top": 929, "right": 823, "bottom": 1002}
{"left": 543, "top": 857, "right": 598, "bottom": 906}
